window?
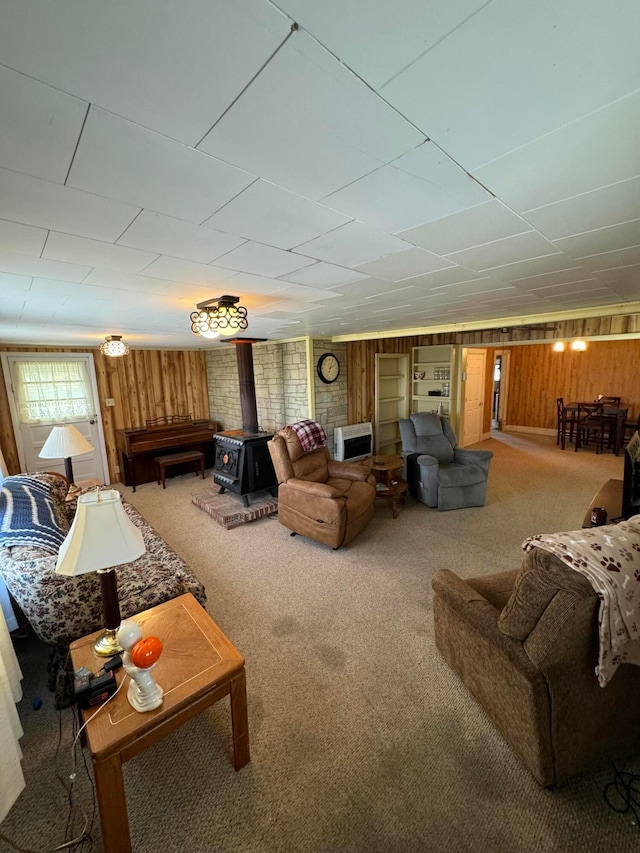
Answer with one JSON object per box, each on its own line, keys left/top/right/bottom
{"left": 14, "top": 360, "right": 95, "bottom": 424}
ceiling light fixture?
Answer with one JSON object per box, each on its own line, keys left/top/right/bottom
{"left": 190, "top": 295, "right": 248, "bottom": 339}
{"left": 99, "top": 335, "right": 130, "bottom": 357}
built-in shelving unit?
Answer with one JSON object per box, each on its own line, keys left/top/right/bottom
{"left": 374, "top": 353, "right": 409, "bottom": 455}
{"left": 411, "top": 345, "right": 459, "bottom": 433}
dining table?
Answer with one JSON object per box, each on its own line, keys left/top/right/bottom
{"left": 561, "top": 402, "right": 628, "bottom": 455}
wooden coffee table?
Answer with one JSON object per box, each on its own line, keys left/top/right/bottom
{"left": 365, "top": 455, "right": 408, "bottom": 519}
{"left": 70, "top": 593, "right": 249, "bottom": 853}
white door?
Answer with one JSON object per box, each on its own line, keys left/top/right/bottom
{"left": 1, "top": 353, "right": 109, "bottom": 484}
{"left": 462, "top": 349, "right": 486, "bottom": 446}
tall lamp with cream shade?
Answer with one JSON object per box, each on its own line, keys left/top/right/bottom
{"left": 56, "top": 489, "right": 146, "bottom": 656}
{"left": 39, "top": 424, "right": 94, "bottom": 494}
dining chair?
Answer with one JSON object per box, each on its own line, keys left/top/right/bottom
{"left": 557, "top": 397, "right": 578, "bottom": 449}
{"left": 622, "top": 413, "right": 640, "bottom": 447}
{"left": 575, "top": 402, "right": 607, "bottom": 453}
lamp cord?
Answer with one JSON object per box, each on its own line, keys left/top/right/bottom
{"left": 603, "top": 763, "right": 640, "bottom": 828}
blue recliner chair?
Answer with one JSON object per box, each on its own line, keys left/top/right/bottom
{"left": 399, "top": 413, "right": 493, "bottom": 511}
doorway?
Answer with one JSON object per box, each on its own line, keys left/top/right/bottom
{"left": 462, "top": 348, "right": 486, "bottom": 446}
{"left": 1, "top": 352, "right": 109, "bottom": 484}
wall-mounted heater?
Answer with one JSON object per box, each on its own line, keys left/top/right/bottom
{"left": 334, "top": 422, "right": 373, "bottom": 463}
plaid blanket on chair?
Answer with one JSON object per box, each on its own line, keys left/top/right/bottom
{"left": 288, "top": 420, "right": 327, "bottom": 451}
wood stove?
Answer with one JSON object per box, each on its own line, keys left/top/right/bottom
{"left": 213, "top": 429, "right": 276, "bottom": 506}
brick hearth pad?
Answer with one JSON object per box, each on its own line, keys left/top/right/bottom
{"left": 192, "top": 487, "right": 278, "bottom": 530}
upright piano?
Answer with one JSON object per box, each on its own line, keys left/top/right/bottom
{"left": 115, "top": 417, "right": 218, "bottom": 491}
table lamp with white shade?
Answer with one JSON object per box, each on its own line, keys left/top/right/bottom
{"left": 38, "top": 424, "right": 94, "bottom": 494}
{"left": 55, "top": 489, "right": 146, "bottom": 656}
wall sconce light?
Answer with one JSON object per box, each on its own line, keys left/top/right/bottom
{"left": 190, "top": 295, "right": 248, "bottom": 339}
{"left": 99, "top": 335, "right": 130, "bottom": 357}
{"left": 570, "top": 340, "right": 587, "bottom": 352}
{"left": 552, "top": 341, "right": 565, "bottom": 352}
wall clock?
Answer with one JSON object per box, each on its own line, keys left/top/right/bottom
{"left": 317, "top": 352, "right": 340, "bottom": 384}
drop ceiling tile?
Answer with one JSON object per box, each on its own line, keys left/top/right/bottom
{"left": 0, "top": 219, "right": 48, "bottom": 256}
{"left": 475, "top": 89, "right": 640, "bottom": 213}
{"left": 265, "top": 283, "right": 341, "bottom": 303}
{"left": 475, "top": 252, "right": 577, "bottom": 282}
{"left": 43, "top": 232, "right": 158, "bottom": 273}
{"left": 392, "top": 266, "right": 488, "bottom": 290}
{"left": 608, "top": 277, "right": 640, "bottom": 301}
{"left": 83, "top": 269, "right": 176, "bottom": 294}
{"left": 382, "top": 0, "right": 640, "bottom": 169}
{"left": 0, "top": 167, "right": 140, "bottom": 242}
{"left": 509, "top": 268, "right": 595, "bottom": 291}
{"left": 445, "top": 231, "right": 559, "bottom": 271}
{"left": 398, "top": 200, "right": 532, "bottom": 256}
{"left": 0, "top": 251, "right": 90, "bottom": 282}
{"left": 203, "top": 181, "right": 351, "bottom": 250}
{"left": 323, "top": 142, "right": 490, "bottom": 233}
{"left": 0, "top": 0, "right": 289, "bottom": 145}
{"left": 523, "top": 177, "right": 640, "bottom": 241}
{"left": 0, "top": 64, "right": 87, "bottom": 184}
{"left": 198, "top": 32, "right": 423, "bottom": 200}
{"left": 142, "top": 256, "right": 239, "bottom": 288}
{"left": 117, "top": 210, "right": 246, "bottom": 264}
{"left": 578, "top": 245, "right": 640, "bottom": 272}
{"left": 594, "top": 264, "right": 640, "bottom": 288}
{"left": 0, "top": 272, "right": 32, "bottom": 292}
{"left": 523, "top": 279, "right": 607, "bottom": 297}
{"left": 278, "top": 262, "right": 368, "bottom": 288}
{"left": 355, "top": 247, "right": 453, "bottom": 281}
{"left": 553, "top": 220, "right": 640, "bottom": 260}
{"left": 67, "top": 108, "right": 256, "bottom": 224}
{"left": 275, "top": 0, "right": 488, "bottom": 89}
{"left": 329, "top": 276, "right": 417, "bottom": 299}
{"left": 295, "top": 221, "right": 411, "bottom": 267}
{"left": 213, "top": 242, "right": 314, "bottom": 278}
{"left": 427, "top": 279, "right": 515, "bottom": 298}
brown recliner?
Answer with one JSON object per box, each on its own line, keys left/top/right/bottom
{"left": 432, "top": 546, "right": 640, "bottom": 787}
{"left": 268, "top": 427, "right": 376, "bottom": 549}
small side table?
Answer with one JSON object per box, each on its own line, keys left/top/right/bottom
{"left": 70, "top": 593, "right": 249, "bottom": 853}
{"left": 364, "top": 455, "right": 408, "bottom": 519}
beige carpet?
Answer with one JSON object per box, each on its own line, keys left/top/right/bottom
{"left": 4, "top": 433, "right": 640, "bottom": 853}
{"left": 192, "top": 486, "right": 278, "bottom": 529}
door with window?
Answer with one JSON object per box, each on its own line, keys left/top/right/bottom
{"left": 1, "top": 353, "right": 109, "bottom": 484}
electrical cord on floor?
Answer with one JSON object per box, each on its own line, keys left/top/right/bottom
{"left": 0, "top": 675, "right": 128, "bottom": 853}
{"left": 603, "top": 763, "right": 640, "bottom": 827}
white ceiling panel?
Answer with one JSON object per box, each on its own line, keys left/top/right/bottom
{"left": 213, "top": 242, "right": 314, "bottom": 278}
{"left": 475, "top": 90, "right": 640, "bottom": 213}
{"left": 523, "top": 279, "right": 609, "bottom": 297}
{"left": 0, "top": 0, "right": 289, "bottom": 145}
{"left": 424, "top": 279, "right": 514, "bottom": 298}
{"left": 487, "top": 253, "right": 580, "bottom": 282}
{"left": 142, "top": 256, "right": 239, "bottom": 288}
{"left": 295, "top": 221, "right": 411, "bottom": 267}
{"left": 578, "top": 246, "right": 640, "bottom": 272}
{"left": 399, "top": 200, "right": 532, "bottom": 256}
{"left": 0, "top": 65, "right": 87, "bottom": 184}
{"left": 198, "top": 32, "right": 424, "bottom": 200}
{"left": 117, "top": 211, "right": 246, "bottom": 264}
{"left": 0, "top": 251, "right": 90, "bottom": 282}
{"left": 0, "top": 219, "right": 48, "bottom": 257}
{"left": 275, "top": 0, "right": 488, "bottom": 89}
{"left": 382, "top": 0, "right": 640, "bottom": 169}
{"left": 83, "top": 269, "right": 177, "bottom": 294}
{"left": 509, "top": 268, "right": 596, "bottom": 291}
{"left": 523, "top": 177, "right": 640, "bottom": 241}
{"left": 67, "top": 109, "right": 257, "bottom": 224}
{"left": 0, "top": 272, "right": 32, "bottom": 292}
{"left": 391, "top": 266, "right": 489, "bottom": 291}
{"left": 43, "top": 233, "right": 159, "bottom": 274}
{"left": 444, "top": 231, "right": 559, "bottom": 271}
{"left": 553, "top": 220, "right": 640, "bottom": 260}
{"left": 328, "top": 277, "right": 419, "bottom": 300}
{"left": 203, "top": 180, "right": 351, "bottom": 250}
{"left": 0, "top": 167, "right": 140, "bottom": 242}
{"left": 595, "top": 264, "right": 640, "bottom": 288}
{"left": 356, "top": 247, "right": 453, "bottom": 281}
{"left": 278, "top": 262, "right": 368, "bottom": 288}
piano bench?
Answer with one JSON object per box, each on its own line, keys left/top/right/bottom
{"left": 154, "top": 450, "right": 205, "bottom": 489}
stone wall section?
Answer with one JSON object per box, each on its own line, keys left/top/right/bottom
{"left": 313, "top": 339, "right": 348, "bottom": 458}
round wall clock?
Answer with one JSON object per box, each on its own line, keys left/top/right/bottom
{"left": 317, "top": 352, "right": 340, "bottom": 384}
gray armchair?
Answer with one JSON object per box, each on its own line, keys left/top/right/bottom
{"left": 398, "top": 413, "right": 493, "bottom": 511}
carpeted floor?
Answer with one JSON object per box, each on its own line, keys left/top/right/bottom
{"left": 4, "top": 432, "right": 640, "bottom": 852}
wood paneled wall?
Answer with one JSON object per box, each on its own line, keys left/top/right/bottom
{"left": 505, "top": 339, "right": 640, "bottom": 431}
{"left": 0, "top": 346, "right": 209, "bottom": 480}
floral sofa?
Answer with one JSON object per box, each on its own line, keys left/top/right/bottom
{"left": 0, "top": 472, "right": 206, "bottom": 706}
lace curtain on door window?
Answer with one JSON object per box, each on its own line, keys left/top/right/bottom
{"left": 14, "top": 361, "right": 95, "bottom": 424}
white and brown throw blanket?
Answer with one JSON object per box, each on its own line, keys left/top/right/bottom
{"left": 523, "top": 516, "right": 640, "bottom": 687}
{"left": 288, "top": 419, "right": 327, "bottom": 452}
{"left": 0, "top": 476, "right": 66, "bottom": 554}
